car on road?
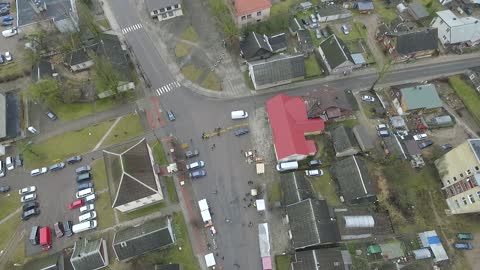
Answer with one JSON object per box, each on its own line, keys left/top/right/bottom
{"left": 308, "top": 160, "right": 322, "bottom": 167}
{"left": 413, "top": 133, "right": 427, "bottom": 141}
{"left": 54, "top": 222, "right": 64, "bottom": 238}
{"left": 15, "top": 154, "right": 23, "bottom": 167}
{"left": 185, "top": 150, "right": 199, "bottom": 159}
{"left": 442, "top": 144, "right": 453, "bottom": 151}
{"left": 75, "top": 165, "right": 91, "bottom": 174}
{"left": 167, "top": 110, "right": 175, "bottom": 121}
{"left": 1, "top": 27, "right": 16, "bottom": 37}
{"left": 46, "top": 111, "right": 57, "bottom": 120}
{"left": 79, "top": 211, "right": 97, "bottom": 223}
{"left": 21, "top": 208, "right": 40, "bottom": 220}
{"left": 64, "top": 220, "right": 73, "bottom": 237}
{"left": 27, "top": 126, "right": 37, "bottom": 134}
{"left": 4, "top": 51, "right": 11, "bottom": 61}
{"left": 23, "top": 201, "right": 39, "bottom": 212}
{"left": 67, "top": 155, "right": 82, "bottom": 164}
{"left": 457, "top": 233, "right": 474, "bottom": 240}
{"left": 361, "top": 95, "right": 375, "bottom": 102}
{"left": 189, "top": 170, "right": 207, "bottom": 179}
{"left": 234, "top": 127, "right": 249, "bottom": 136}
{"left": 5, "top": 156, "right": 14, "bottom": 170}
{"left": 49, "top": 162, "right": 66, "bottom": 172}
{"left": 305, "top": 169, "right": 324, "bottom": 176}
{"left": 68, "top": 199, "right": 84, "bottom": 210}
{"left": 21, "top": 193, "right": 37, "bottom": 203}
{"left": 30, "top": 167, "right": 48, "bottom": 176}
{"left": 454, "top": 242, "right": 473, "bottom": 250}
{"left": 79, "top": 204, "right": 95, "bottom": 214}
{"left": 19, "top": 186, "right": 36, "bottom": 195}
{"left": 418, "top": 140, "right": 433, "bottom": 149}
{"left": 0, "top": 185, "right": 9, "bottom": 192}
{"left": 341, "top": 25, "right": 350, "bottom": 35}
{"left": 186, "top": 161, "right": 205, "bottom": 170}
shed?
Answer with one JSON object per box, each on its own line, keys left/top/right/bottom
{"left": 205, "top": 253, "right": 216, "bottom": 267}
{"left": 351, "top": 53, "right": 366, "bottom": 65}
{"left": 431, "top": 115, "right": 453, "bottom": 125}
{"left": 408, "top": 2, "right": 429, "bottom": 20}
{"left": 357, "top": 1, "right": 375, "bottom": 13}
{"left": 300, "top": 1, "right": 313, "bottom": 9}
{"left": 412, "top": 248, "right": 432, "bottom": 260}
{"left": 418, "top": 230, "right": 449, "bottom": 262}
{"left": 397, "top": 3, "right": 407, "bottom": 12}
{"left": 404, "top": 140, "right": 421, "bottom": 156}
{"left": 367, "top": 244, "right": 382, "bottom": 255}
{"left": 344, "top": 215, "right": 375, "bottom": 228}
{"left": 331, "top": 125, "right": 360, "bottom": 157}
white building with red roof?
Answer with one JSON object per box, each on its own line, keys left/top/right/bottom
{"left": 266, "top": 94, "right": 325, "bottom": 162}
{"left": 234, "top": 0, "right": 272, "bottom": 27}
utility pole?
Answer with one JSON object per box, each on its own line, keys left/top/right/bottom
{"left": 370, "top": 61, "right": 392, "bottom": 91}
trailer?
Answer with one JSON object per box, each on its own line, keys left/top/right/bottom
{"left": 198, "top": 199, "right": 213, "bottom": 227}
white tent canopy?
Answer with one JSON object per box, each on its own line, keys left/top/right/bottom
{"left": 205, "top": 253, "right": 216, "bottom": 267}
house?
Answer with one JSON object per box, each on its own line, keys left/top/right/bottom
{"left": 146, "top": 0, "right": 183, "bottom": 21}
{"left": 286, "top": 198, "right": 340, "bottom": 249}
{"left": 404, "top": 139, "right": 421, "bottom": 156}
{"left": 240, "top": 32, "right": 273, "bottom": 61}
{"left": 289, "top": 17, "right": 304, "bottom": 36}
{"left": 316, "top": 6, "right": 352, "bottom": 22}
{"left": 407, "top": 2, "right": 429, "bottom": 21}
{"left": 103, "top": 138, "right": 164, "bottom": 213}
{"left": 418, "top": 230, "right": 449, "bottom": 262}
{"left": 291, "top": 248, "right": 352, "bottom": 270}
{"left": 336, "top": 208, "right": 394, "bottom": 240}
{"left": 434, "top": 139, "right": 480, "bottom": 215}
{"left": 248, "top": 54, "right": 306, "bottom": 90}
{"left": 266, "top": 94, "right": 325, "bottom": 162}
{"left": 113, "top": 217, "right": 175, "bottom": 261}
{"left": 317, "top": 34, "right": 355, "bottom": 75}
{"left": 233, "top": 0, "right": 272, "bottom": 27}
{"left": 466, "top": 68, "right": 480, "bottom": 92}
{"left": 268, "top": 33, "right": 288, "bottom": 53}
{"left": 304, "top": 88, "right": 355, "bottom": 120}
{"left": 22, "top": 252, "right": 65, "bottom": 270}
{"left": 280, "top": 171, "right": 314, "bottom": 206}
{"left": 1, "top": 92, "right": 21, "bottom": 141}
{"left": 357, "top": 1, "right": 374, "bottom": 13}
{"left": 16, "top": 0, "right": 78, "bottom": 33}
{"left": 331, "top": 156, "right": 376, "bottom": 204}
{"left": 67, "top": 47, "right": 95, "bottom": 72}
{"left": 297, "top": 29, "right": 315, "bottom": 54}
{"left": 331, "top": 125, "right": 360, "bottom": 157}
{"left": 431, "top": 10, "right": 480, "bottom": 47}
{"left": 353, "top": 125, "right": 374, "bottom": 152}
{"left": 381, "top": 28, "right": 438, "bottom": 62}
{"left": 299, "top": 1, "right": 313, "bottom": 10}
{"left": 392, "top": 84, "right": 442, "bottom": 114}
{"left": 70, "top": 238, "right": 109, "bottom": 270}
{"left": 350, "top": 53, "right": 366, "bottom": 67}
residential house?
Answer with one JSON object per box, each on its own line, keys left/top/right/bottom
{"left": 331, "top": 125, "right": 360, "bottom": 157}
{"left": 434, "top": 139, "right": 480, "bottom": 215}
{"left": 146, "top": 0, "right": 183, "bottom": 21}
{"left": 304, "top": 88, "right": 355, "bottom": 120}
{"left": 248, "top": 54, "right": 306, "bottom": 90}
{"left": 280, "top": 171, "right": 314, "bottom": 206}
{"left": 268, "top": 33, "right": 288, "bottom": 53}
{"left": 331, "top": 155, "right": 376, "bottom": 204}
{"left": 392, "top": 84, "right": 442, "bottom": 114}
{"left": 317, "top": 34, "right": 355, "bottom": 75}
{"left": 466, "top": 68, "right": 480, "bottom": 92}
{"left": 70, "top": 238, "right": 109, "bottom": 270}
{"left": 299, "top": 1, "right": 313, "bottom": 10}
{"left": 418, "top": 230, "right": 449, "bottom": 262}
{"left": 297, "top": 29, "right": 315, "bottom": 54}
{"left": 408, "top": 2, "right": 429, "bottom": 21}
{"left": 289, "top": 17, "right": 304, "bottom": 36}
{"left": 291, "top": 248, "right": 352, "bottom": 270}
{"left": 286, "top": 198, "right": 340, "bottom": 249}
{"left": 67, "top": 47, "right": 95, "bottom": 72}
{"left": 233, "top": 0, "right": 272, "bottom": 27}
{"left": 113, "top": 217, "right": 175, "bottom": 261}
{"left": 353, "top": 125, "right": 374, "bottom": 152}
{"left": 377, "top": 16, "right": 414, "bottom": 41}
{"left": 103, "top": 138, "right": 164, "bottom": 213}
{"left": 431, "top": 10, "right": 480, "bottom": 47}
{"left": 357, "top": 1, "right": 374, "bottom": 13}
{"left": 240, "top": 32, "right": 273, "bottom": 61}
{"left": 0, "top": 91, "right": 21, "bottom": 141}
{"left": 266, "top": 94, "right": 325, "bottom": 162}
{"left": 16, "top": 0, "right": 78, "bottom": 33}
{"left": 316, "top": 6, "right": 352, "bottom": 22}
{"left": 381, "top": 28, "right": 438, "bottom": 62}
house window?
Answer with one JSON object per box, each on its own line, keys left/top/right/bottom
{"left": 120, "top": 242, "right": 127, "bottom": 248}
{"left": 160, "top": 8, "right": 165, "bottom": 12}
{"left": 443, "top": 35, "right": 447, "bottom": 40}
{"left": 467, "top": 169, "right": 472, "bottom": 175}
{"left": 174, "top": 4, "right": 179, "bottom": 8}
{"left": 167, "top": 6, "right": 172, "bottom": 10}
{"left": 469, "top": 194, "right": 476, "bottom": 203}
{"left": 247, "top": 14, "right": 252, "bottom": 19}
{"left": 446, "top": 28, "right": 450, "bottom": 32}
{"left": 440, "top": 20, "right": 444, "bottom": 24}
{"left": 257, "top": 11, "right": 262, "bottom": 16}
{"left": 241, "top": 16, "right": 246, "bottom": 20}
{"left": 168, "top": 11, "right": 174, "bottom": 16}
{"left": 460, "top": 173, "right": 464, "bottom": 178}
{"left": 476, "top": 166, "right": 480, "bottom": 171}
{"left": 153, "top": 10, "right": 158, "bottom": 14}
{"left": 455, "top": 200, "right": 460, "bottom": 208}
{"left": 462, "top": 197, "right": 468, "bottom": 205}
{"left": 477, "top": 191, "right": 480, "bottom": 200}
{"left": 162, "top": 13, "right": 167, "bottom": 18}
{"left": 447, "top": 180, "right": 451, "bottom": 185}
{"left": 453, "top": 176, "right": 457, "bottom": 181}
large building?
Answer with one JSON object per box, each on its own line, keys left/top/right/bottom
{"left": 16, "top": 0, "right": 78, "bottom": 33}
{"left": 431, "top": 10, "right": 480, "bottom": 47}
{"left": 435, "top": 139, "right": 480, "bottom": 214}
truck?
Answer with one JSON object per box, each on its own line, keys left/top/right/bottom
{"left": 39, "top": 226, "right": 52, "bottom": 251}
{"left": 198, "top": 199, "right": 212, "bottom": 227}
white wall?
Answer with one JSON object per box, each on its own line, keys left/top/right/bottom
{"left": 115, "top": 193, "right": 163, "bottom": 213}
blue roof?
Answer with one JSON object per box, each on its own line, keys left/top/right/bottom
{"left": 357, "top": 1, "right": 374, "bottom": 10}
{"left": 428, "top": 236, "right": 441, "bottom": 245}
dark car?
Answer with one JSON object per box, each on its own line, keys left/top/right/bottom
{"left": 418, "top": 140, "right": 433, "bottom": 149}
{"left": 75, "top": 165, "right": 91, "bottom": 175}
{"left": 464, "top": 7, "right": 473, "bottom": 15}
{"left": 64, "top": 220, "right": 73, "bottom": 237}
{"left": 49, "top": 162, "right": 65, "bottom": 172}
{"left": 308, "top": 160, "right": 322, "bottom": 167}
{"left": 454, "top": 242, "right": 473, "bottom": 250}
{"left": 234, "top": 127, "right": 250, "bottom": 136}
{"left": 1, "top": 21, "right": 12, "bottom": 26}
{"left": 0, "top": 10, "right": 9, "bottom": 16}
{"left": 185, "top": 150, "right": 199, "bottom": 159}
{"left": 301, "top": 18, "right": 309, "bottom": 26}
{"left": 0, "top": 185, "right": 9, "bottom": 192}
{"left": 54, "top": 222, "right": 64, "bottom": 238}
{"left": 189, "top": 170, "right": 207, "bottom": 179}
{"left": 15, "top": 154, "right": 23, "bottom": 167}
{"left": 77, "top": 182, "right": 94, "bottom": 191}
{"left": 21, "top": 208, "right": 40, "bottom": 220}
{"left": 67, "top": 155, "right": 82, "bottom": 164}
{"left": 0, "top": 55, "right": 4, "bottom": 64}
{"left": 23, "top": 201, "right": 39, "bottom": 212}
{"left": 167, "top": 110, "right": 175, "bottom": 121}
{"left": 321, "top": 28, "right": 329, "bottom": 38}
{"left": 442, "top": 144, "right": 453, "bottom": 151}
{"left": 46, "top": 111, "right": 57, "bottom": 120}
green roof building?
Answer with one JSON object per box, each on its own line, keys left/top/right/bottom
{"left": 398, "top": 84, "right": 442, "bottom": 113}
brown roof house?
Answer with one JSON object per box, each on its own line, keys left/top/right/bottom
{"left": 381, "top": 28, "right": 438, "bottom": 62}
{"left": 103, "top": 138, "right": 164, "bottom": 213}
{"left": 304, "top": 88, "right": 355, "bottom": 120}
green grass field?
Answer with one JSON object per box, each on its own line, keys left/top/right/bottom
{"left": 0, "top": 216, "right": 21, "bottom": 252}
{"left": 164, "top": 176, "right": 179, "bottom": 204}
{"left": 151, "top": 141, "right": 169, "bottom": 165}
{"left": 449, "top": 76, "right": 480, "bottom": 124}
{"left": 0, "top": 193, "right": 20, "bottom": 221}
{"left": 309, "top": 170, "right": 342, "bottom": 206}
{"left": 91, "top": 158, "right": 109, "bottom": 192}
{"left": 175, "top": 42, "right": 192, "bottom": 58}
{"left": 101, "top": 114, "right": 145, "bottom": 147}
{"left": 201, "top": 72, "right": 222, "bottom": 91}
{"left": 96, "top": 193, "right": 116, "bottom": 229}
{"left": 275, "top": 255, "right": 291, "bottom": 270}
{"left": 51, "top": 98, "right": 118, "bottom": 122}
{"left": 305, "top": 54, "right": 322, "bottom": 78}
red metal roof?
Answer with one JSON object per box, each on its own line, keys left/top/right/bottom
{"left": 266, "top": 94, "right": 325, "bottom": 162}
{"left": 234, "top": 0, "right": 272, "bottom": 17}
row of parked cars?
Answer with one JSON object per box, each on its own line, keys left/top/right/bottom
{"left": 454, "top": 232, "right": 474, "bottom": 250}
{"left": 375, "top": 124, "right": 434, "bottom": 150}
{"left": 28, "top": 222, "right": 73, "bottom": 251}
{"left": 20, "top": 186, "right": 40, "bottom": 220}
{"left": 186, "top": 150, "right": 207, "bottom": 179}
{"left": 30, "top": 155, "right": 82, "bottom": 177}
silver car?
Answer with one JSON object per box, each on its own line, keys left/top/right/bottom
{"left": 186, "top": 161, "right": 205, "bottom": 170}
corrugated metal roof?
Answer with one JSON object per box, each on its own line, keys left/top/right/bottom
{"left": 400, "top": 84, "right": 442, "bottom": 110}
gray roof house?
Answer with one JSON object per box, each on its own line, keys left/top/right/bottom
{"left": 280, "top": 171, "right": 314, "bottom": 206}
{"left": 240, "top": 32, "right": 273, "bottom": 61}
{"left": 291, "top": 248, "right": 352, "bottom": 270}
{"left": 466, "top": 69, "right": 480, "bottom": 92}
{"left": 268, "top": 33, "right": 288, "bottom": 53}
{"left": 431, "top": 10, "right": 480, "bottom": 47}
{"left": 22, "top": 252, "right": 64, "bottom": 270}
{"left": 146, "top": 0, "right": 183, "bottom": 22}
{"left": 408, "top": 2, "right": 429, "bottom": 20}
{"left": 386, "top": 28, "right": 438, "bottom": 62}
{"left": 331, "top": 156, "right": 376, "bottom": 204}
{"left": 0, "top": 93, "right": 6, "bottom": 139}
{"left": 16, "top": 0, "right": 78, "bottom": 33}
{"left": 289, "top": 17, "right": 304, "bottom": 36}
{"left": 67, "top": 47, "right": 95, "bottom": 72}
{"left": 113, "top": 217, "right": 175, "bottom": 261}
{"left": 103, "top": 138, "right": 164, "bottom": 213}
{"left": 395, "top": 84, "right": 442, "bottom": 113}
{"left": 317, "top": 34, "right": 355, "bottom": 75}
{"left": 70, "top": 238, "right": 109, "bottom": 270}
{"left": 330, "top": 125, "right": 360, "bottom": 157}
{"left": 297, "top": 29, "right": 315, "bottom": 54}
{"left": 353, "top": 125, "right": 374, "bottom": 152}
{"left": 248, "top": 54, "right": 305, "bottom": 90}
{"left": 286, "top": 198, "right": 340, "bottom": 249}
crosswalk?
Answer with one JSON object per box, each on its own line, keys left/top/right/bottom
{"left": 155, "top": 81, "right": 181, "bottom": 96}
{"left": 121, "top": 23, "right": 143, "bottom": 34}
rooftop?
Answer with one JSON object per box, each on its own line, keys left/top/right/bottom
{"left": 292, "top": 248, "right": 352, "bottom": 270}
{"left": 249, "top": 54, "right": 306, "bottom": 89}
{"left": 408, "top": 2, "right": 429, "bottom": 19}
{"left": 319, "top": 34, "right": 352, "bottom": 70}
{"left": 234, "top": 0, "right": 272, "bottom": 17}
{"left": 357, "top": 1, "right": 374, "bottom": 10}
{"left": 280, "top": 171, "right": 314, "bottom": 206}
{"left": 145, "top": 0, "right": 181, "bottom": 11}
{"left": 392, "top": 28, "right": 438, "bottom": 56}
{"left": 418, "top": 230, "right": 449, "bottom": 262}
{"left": 240, "top": 32, "right": 272, "bottom": 60}
{"left": 352, "top": 125, "right": 374, "bottom": 151}
{"left": 400, "top": 84, "right": 442, "bottom": 110}
{"left": 331, "top": 125, "right": 360, "bottom": 157}
{"left": 331, "top": 156, "right": 376, "bottom": 203}
{"left": 17, "top": 0, "right": 74, "bottom": 28}
{"left": 71, "top": 238, "right": 107, "bottom": 270}
{"left": 0, "top": 93, "right": 5, "bottom": 139}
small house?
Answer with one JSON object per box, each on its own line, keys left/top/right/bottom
{"left": 407, "top": 2, "right": 429, "bottom": 21}
{"left": 392, "top": 84, "right": 442, "bottom": 114}
{"left": 357, "top": 1, "right": 374, "bottom": 13}
{"left": 330, "top": 125, "right": 360, "bottom": 157}
{"left": 317, "top": 34, "right": 355, "bottom": 75}
{"left": 317, "top": 6, "right": 352, "bottom": 22}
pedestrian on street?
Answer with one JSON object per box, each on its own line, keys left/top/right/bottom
{"left": 213, "top": 144, "right": 216, "bottom": 148}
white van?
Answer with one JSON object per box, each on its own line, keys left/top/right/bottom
{"left": 0, "top": 161, "right": 4, "bottom": 177}
{"left": 231, "top": 110, "right": 248, "bottom": 120}
{"left": 76, "top": 188, "right": 94, "bottom": 199}
{"left": 276, "top": 161, "right": 299, "bottom": 172}
{"left": 5, "top": 156, "right": 14, "bottom": 171}
{"left": 72, "top": 220, "right": 97, "bottom": 233}
{"left": 84, "top": 194, "right": 96, "bottom": 203}
{"left": 78, "top": 211, "right": 97, "bottom": 223}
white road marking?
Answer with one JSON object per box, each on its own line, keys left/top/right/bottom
{"left": 154, "top": 81, "right": 181, "bottom": 96}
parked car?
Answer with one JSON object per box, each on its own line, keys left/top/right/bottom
{"left": 413, "top": 133, "right": 427, "bottom": 141}
{"left": 30, "top": 167, "right": 48, "bottom": 176}
{"left": 4, "top": 51, "right": 11, "bottom": 61}
{"left": 46, "top": 111, "right": 57, "bottom": 120}
{"left": 0, "top": 54, "right": 4, "bottom": 64}
{"left": 19, "top": 186, "right": 36, "bottom": 195}
{"left": 341, "top": 25, "right": 350, "bottom": 35}
{"left": 27, "top": 126, "right": 37, "bottom": 134}
{"left": 0, "top": 160, "right": 4, "bottom": 177}
{"left": 418, "top": 140, "right": 433, "bottom": 149}
{"left": 185, "top": 150, "right": 199, "bottom": 159}
{"left": 2, "top": 16, "right": 13, "bottom": 22}
{"left": 189, "top": 170, "right": 207, "bottom": 179}
{"left": 0, "top": 9, "right": 9, "bottom": 16}
{"left": 54, "top": 222, "right": 64, "bottom": 238}
{"left": 79, "top": 211, "right": 97, "bottom": 223}
{"left": 308, "top": 160, "right": 322, "bottom": 167}
{"left": 64, "top": 220, "right": 73, "bottom": 237}
{"left": 301, "top": 18, "right": 309, "bottom": 26}
{"left": 309, "top": 22, "right": 319, "bottom": 28}
{"left": 49, "top": 162, "right": 66, "bottom": 172}
{"left": 21, "top": 208, "right": 40, "bottom": 220}
{"left": 361, "top": 95, "right": 375, "bottom": 102}
{"left": 67, "top": 155, "right": 82, "bottom": 164}
{"left": 442, "top": 143, "right": 453, "bottom": 151}
{"left": 0, "top": 185, "right": 9, "bottom": 192}
{"left": 0, "top": 21, "right": 12, "bottom": 26}
{"left": 310, "top": 14, "right": 317, "bottom": 23}
{"left": 1, "top": 27, "right": 16, "bottom": 37}
{"left": 15, "top": 154, "right": 23, "bottom": 167}
{"left": 83, "top": 194, "right": 96, "bottom": 203}
{"left": 305, "top": 169, "right": 324, "bottom": 176}
{"left": 75, "top": 165, "right": 91, "bottom": 175}
{"left": 79, "top": 204, "right": 95, "bottom": 214}
{"left": 5, "top": 156, "right": 14, "bottom": 170}
{"left": 186, "top": 161, "right": 205, "bottom": 170}
{"left": 77, "top": 182, "right": 94, "bottom": 191}
{"left": 454, "top": 242, "right": 473, "bottom": 250}
{"left": 167, "top": 110, "right": 175, "bottom": 121}
{"left": 376, "top": 124, "right": 388, "bottom": 130}
{"left": 320, "top": 28, "right": 329, "bottom": 38}
{"left": 234, "top": 127, "right": 249, "bottom": 136}
{"left": 21, "top": 193, "right": 37, "bottom": 203}
{"left": 457, "top": 233, "right": 474, "bottom": 240}
{"left": 464, "top": 7, "right": 473, "bottom": 15}
{"left": 315, "top": 29, "right": 321, "bottom": 39}
{"left": 23, "top": 201, "right": 39, "bottom": 212}
{"left": 68, "top": 199, "right": 84, "bottom": 210}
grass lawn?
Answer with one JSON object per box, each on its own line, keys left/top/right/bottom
{"left": 372, "top": 0, "right": 397, "bottom": 22}
{"left": 304, "top": 54, "right": 322, "bottom": 78}
{"left": 164, "top": 176, "right": 179, "bottom": 204}
{"left": 201, "top": 71, "right": 222, "bottom": 91}
{"left": 309, "top": 169, "right": 342, "bottom": 206}
{"left": 0, "top": 193, "right": 20, "bottom": 221}
{"left": 0, "top": 61, "right": 29, "bottom": 83}
{"left": 334, "top": 22, "right": 367, "bottom": 41}
{"left": 131, "top": 212, "right": 199, "bottom": 270}
{"left": 181, "top": 64, "right": 203, "bottom": 83}
{"left": 449, "top": 76, "right": 480, "bottom": 124}
{"left": 244, "top": 71, "right": 255, "bottom": 90}
{"left": 91, "top": 158, "right": 108, "bottom": 191}
{"left": 23, "top": 119, "right": 114, "bottom": 168}
{"left": 117, "top": 202, "right": 166, "bottom": 222}
{"left": 101, "top": 114, "right": 145, "bottom": 147}
{"left": 267, "top": 180, "right": 282, "bottom": 204}
{"left": 96, "top": 193, "right": 116, "bottom": 229}
{"left": 181, "top": 26, "right": 199, "bottom": 42}
{"left": 312, "top": 134, "right": 336, "bottom": 165}
{"left": 175, "top": 42, "right": 192, "bottom": 58}
{"left": 275, "top": 255, "right": 291, "bottom": 270}
{"left": 51, "top": 98, "right": 119, "bottom": 122}
{"left": 151, "top": 141, "right": 169, "bottom": 165}
{"left": 0, "top": 216, "right": 21, "bottom": 252}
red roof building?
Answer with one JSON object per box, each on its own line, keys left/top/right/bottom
{"left": 266, "top": 94, "right": 325, "bottom": 162}
{"left": 234, "top": 0, "right": 272, "bottom": 27}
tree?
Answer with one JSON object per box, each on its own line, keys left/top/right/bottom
{"left": 208, "top": 0, "right": 239, "bottom": 44}
{"left": 91, "top": 54, "right": 120, "bottom": 96}
{"left": 77, "top": 1, "right": 101, "bottom": 38}
{"left": 26, "top": 78, "right": 62, "bottom": 106}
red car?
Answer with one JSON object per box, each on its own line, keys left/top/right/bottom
{"left": 54, "top": 222, "right": 64, "bottom": 238}
{"left": 68, "top": 199, "right": 84, "bottom": 210}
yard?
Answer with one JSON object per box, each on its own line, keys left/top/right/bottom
{"left": 50, "top": 97, "right": 119, "bottom": 122}
{"left": 372, "top": 0, "right": 397, "bottom": 22}
{"left": 267, "top": 179, "right": 282, "bottom": 205}
{"left": 0, "top": 61, "right": 29, "bottom": 83}
{"left": 449, "top": 75, "right": 480, "bottom": 124}
{"left": 308, "top": 169, "right": 342, "bottom": 206}
{"left": 331, "top": 22, "right": 367, "bottom": 42}
{"left": 275, "top": 255, "right": 291, "bottom": 270}
{"left": 91, "top": 158, "right": 109, "bottom": 191}
{"left": 164, "top": 176, "right": 179, "bottom": 204}
{"left": 101, "top": 114, "right": 145, "bottom": 147}
{"left": 0, "top": 192, "right": 20, "bottom": 221}
{"left": 117, "top": 202, "right": 166, "bottom": 222}
{"left": 304, "top": 55, "right": 322, "bottom": 78}
{"left": 96, "top": 193, "right": 116, "bottom": 229}
{"left": 0, "top": 216, "right": 21, "bottom": 252}
{"left": 151, "top": 141, "right": 169, "bottom": 166}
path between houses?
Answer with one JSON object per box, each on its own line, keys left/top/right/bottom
{"left": 93, "top": 116, "right": 124, "bottom": 151}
